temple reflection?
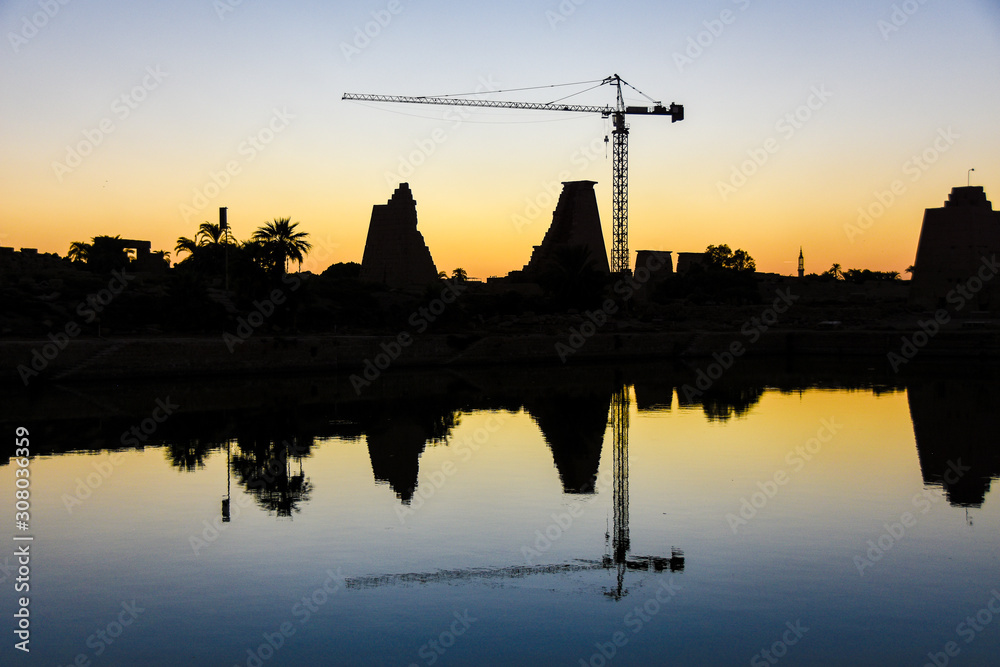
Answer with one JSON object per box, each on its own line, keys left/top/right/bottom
{"left": 525, "top": 390, "right": 610, "bottom": 494}
{"left": 908, "top": 377, "right": 1000, "bottom": 507}
{"left": 6, "top": 360, "right": 996, "bottom": 522}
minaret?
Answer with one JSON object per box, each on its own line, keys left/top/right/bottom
{"left": 798, "top": 247, "right": 804, "bottom": 278}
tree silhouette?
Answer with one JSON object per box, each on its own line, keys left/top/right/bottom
{"left": 67, "top": 240, "right": 91, "bottom": 263}
{"left": 176, "top": 222, "right": 229, "bottom": 258}
{"left": 451, "top": 267, "right": 468, "bottom": 282}
{"left": 196, "top": 222, "right": 227, "bottom": 246}
{"left": 705, "top": 244, "right": 756, "bottom": 272}
{"left": 174, "top": 236, "right": 198, "bottom": 257}
{"left": 252, "top": 218, "right": 312, "bottom": 276}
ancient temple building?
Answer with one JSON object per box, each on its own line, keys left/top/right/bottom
{"left": 359, "top": 183, "right": 439, "bottom": 287}
{"left": 910, "top": 186, "right": 1000, "bottom": 310}
{"left": 519, "top": 180, "right": 610, "bottom": 277}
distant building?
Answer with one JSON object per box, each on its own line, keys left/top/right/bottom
{"left": 675, "top": 251, "right": 706, "bottom": 275}
{"left": 114, "top": 239, "right": 167, "bottom": 273}
{"left": 517, "top": 181, "right": 610, "bottom": 279}
{"left": 634, "top": 250, "right": 673, "bottom": 278}
{"left": 359, "top": 183, "right": 439, "bottom": 288}
{"left": 910, "top": 186, "right": 1000, "bottom": 311}
{"left": 798, "top": 247, "right": 804, "bottom": 278}
{"left": 0, "top": 247, "right": 70, "bottom": 275}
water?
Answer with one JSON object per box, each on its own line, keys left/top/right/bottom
{"left": 2, "top": 360, "right": 998, "bottom": 666}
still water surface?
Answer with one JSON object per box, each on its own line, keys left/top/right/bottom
{"left": 2, "top": 361, "right": 998, "bottom": 666}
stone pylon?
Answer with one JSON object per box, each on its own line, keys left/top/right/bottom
{"left": 521, "top": 180, "right": 610, "bottom": 277}
{"left": 360, "top": 183, "right": 439, "bottom": 287}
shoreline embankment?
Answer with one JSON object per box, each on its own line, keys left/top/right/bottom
{"left": 4, "top": 328, "right": 1000, "bottom": 385}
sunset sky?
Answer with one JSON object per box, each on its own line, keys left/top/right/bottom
{"left": 2, "top": 0, "right": 998, "bottom": 278}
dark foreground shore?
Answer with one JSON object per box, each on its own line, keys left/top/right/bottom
{"left": 5, "top": 326, "right": 1000, "bottom": 386}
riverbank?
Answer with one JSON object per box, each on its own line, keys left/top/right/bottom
{"left": 5, "top": 326, "right": 1000, "bottom": 385}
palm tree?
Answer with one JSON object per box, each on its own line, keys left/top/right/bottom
{"left": 175, "top": 236, "right": 198, "bottom": 257}
{"left": 451, "top": 267, "right": 469, "bottom": 282}
{"left": 196, "top": 222, "right": 227, "bottom": 246}
{"left": 67, "top": 240, "right": 91, "bottom": 263}
{"left": 252, "top": 218, "right": 311, "bottom": 275}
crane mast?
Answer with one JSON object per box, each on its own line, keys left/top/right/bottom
{"left": 343, "top": 74, "right": 683, "bottom": 274}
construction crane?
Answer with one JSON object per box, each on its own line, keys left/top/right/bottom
{"left": 343, "top": 74, "right": 683, "bottom": 273}
{"left": 602, "top": 383, "right": 684, "bottom": 599}
{"left": 331, "top": 383, "right": 683, "bottom": 600}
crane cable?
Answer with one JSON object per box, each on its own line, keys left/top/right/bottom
{"left": 423, "top": 78, "right": 606, "bottom": 99}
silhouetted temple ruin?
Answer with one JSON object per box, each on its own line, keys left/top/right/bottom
{"left": 910, "top": 186, "right": 1000, "bottom": 310}
{"left": 519, "top": 180, "right": 610, "bottom": 278}
{"left": 360, "top": 183, "right": 439, "bottom": 288}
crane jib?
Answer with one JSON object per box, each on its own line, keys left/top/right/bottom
{"left": 342, "top": 77, "right": 684, "bottom": 273}
{"left": 342, "top": 93, "right": 683, "bottom": 122}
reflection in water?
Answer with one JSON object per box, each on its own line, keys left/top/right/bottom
{"left": 4, "top": 360, "right": 1000, "bottom": 665}
{"left": 525, "top": 391, "right": 610, "bottom": 495}
{"left": 909, "top": 378, "right": 1000, "bottom": 507}
{"left": 604, "top": 385, "right": 684, "bottom": 600}
{"left": 231, "top": 436, "right": 312, "bottom": 517}
{"left": 166, "top": 439, "right": 215, "bottom": 472}
{"left": 9, "top": 360, "right": 997, "bottom": 518}
{"left": 361, "top": 402, "right": 458, "bottom": 503}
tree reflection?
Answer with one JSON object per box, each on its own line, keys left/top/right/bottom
{"left": 231, "top": 436, "right": 312, "bottom": 517}
{"left": 165, "top": 439, "right": 217, "bottom": 472}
